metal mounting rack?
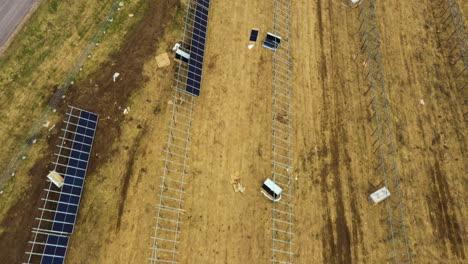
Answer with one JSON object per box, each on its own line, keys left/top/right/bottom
{"left": 358, "top": 1, "right": 412, "bottom": 263}
{"left": 434, "top": 0, "right": 467, "bottom": 92}
{"left": 149, "top": 0, "right": 210, "bottom": 263}
{"left": 270, "top": 0, "right": 294, "bottom": 263}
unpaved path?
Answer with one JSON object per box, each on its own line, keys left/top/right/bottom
{"left": 0, "top": 0, "right": 41, "bottom": 53}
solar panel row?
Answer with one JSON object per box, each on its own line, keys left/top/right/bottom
{"left": 197, "top": 0, "right": 210, "bottom": 9}
{"left": 185, "top": 1, "right": 210, "bottom": 96}
{"left": 40, "top": 234, "right": 69, "bottom": 264}
{"left": 52, "top": 111, "right": 98, "bottom": 234}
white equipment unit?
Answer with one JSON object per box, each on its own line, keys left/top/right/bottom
{"left": 262, "top": 33, "right": 281, "bottom": 51}
{"left": 174, "top": 49, "right": 190, "bottom": 64}
{"left": 261, "top": 178, "right": 283, "bottom": 201}
{"left": 369, "top": 186, "right": 391, "bottom": 205}
{"left": 47, "top": 170, "right": 64, "bottom": 188}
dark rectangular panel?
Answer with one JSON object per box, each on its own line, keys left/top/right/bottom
{"left": 51, "top": 109, "right": 98, "bottom": 234}
{"left": 197, "top": 0, "right": 209, "bottom": 9}
{"left": 40, "top": 234, "right": 69, "bottom": 264}
{"left": 185, "top": 4, "right": 209, "bottom": 96}
{"left": 250, "top": 30, "right": 259, "bottom": 42}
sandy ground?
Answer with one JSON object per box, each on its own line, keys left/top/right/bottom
{"left": 0, "top": 0, "right": 466, "bottom": 263}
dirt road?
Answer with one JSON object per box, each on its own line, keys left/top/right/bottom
{"left": 0, "top": 0, "right": 41, "bottom": 52}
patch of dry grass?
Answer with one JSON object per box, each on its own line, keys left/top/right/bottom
{"left": 0, "top": 0, "right": 150, "bottom": 223}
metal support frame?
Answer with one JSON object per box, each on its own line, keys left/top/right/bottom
{"left": 149, "top": 1, "right": 210, "bottom": 263}
{"left": 434, "top": 0, "right": 467, "bottom": 92}
{"left": 358, "top": 1, "right": 412, "bottom": 263}
{"left": 0, "top": 1, "right": 123, "bottom": 189}
{"left": 271, "top": 0, "right": 294, "bottom": 263}
{"left": 24, "top": 106, "right": 98, "bottom": 264}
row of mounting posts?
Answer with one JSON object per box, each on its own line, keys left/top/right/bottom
{"left": 270, "top": 0, "right": 295, "bottom": 264}
{"left": 358, "top": 1, "right": 413, "bottom": 263}
{"left": 435, "top": 0, "right": 467, "bottom": 92}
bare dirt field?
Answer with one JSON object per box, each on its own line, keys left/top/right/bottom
{"left": 0, "top": 0, "right": 466, "bottom": 263}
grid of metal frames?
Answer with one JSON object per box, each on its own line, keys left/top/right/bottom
{"left": 358, "top": 1, "right": 412, "bottom": 263}
{"left": 270, "top": 0, "right": 295, "bottom": 263}
{"left": 434, "top": 0, "right": 467, "bottom": 92}
{"left": 149, "top": 0, "right": 210, "bottom": 263}
{"left": 24, "top": 232, "right": 70, "bottom": 264}
{"left": 24, "top": 106, "right": 98, "bottom": 264}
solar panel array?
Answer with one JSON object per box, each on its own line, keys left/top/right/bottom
{"left": 52, "top": 111, "right": 97, "bottom": 234}
{"left": 40, "top": 233, "right": 69, "bottom": 264}
{"left": 24, "top": 106, "right": 98, "bottom": 264}
{"left": 185, "top": 0, "right": 210, "bottom": 96}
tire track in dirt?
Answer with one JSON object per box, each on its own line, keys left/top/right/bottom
{"left": 116, "top": 123, "right": 148, "bottom": 229}
{"left": 317, "top": 1, "right": 352, "bottom": 264}
{"left": 426, "top": 160, "right": 465, "bottom": 259}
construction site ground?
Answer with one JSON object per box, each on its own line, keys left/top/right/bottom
{"left": 0, "top": 0, "right": 466, "bottom": 263}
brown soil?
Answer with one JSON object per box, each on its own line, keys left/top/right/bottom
{"left": 1, "top": 0, "right": 466, "bottom": 263}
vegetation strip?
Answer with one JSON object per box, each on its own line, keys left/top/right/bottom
{"left": 0, "top": 0, "right": 123, "bottom": 189}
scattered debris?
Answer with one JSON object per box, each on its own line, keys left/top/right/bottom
{"left": 248, "top": 44, "right": 254, "bottom": 50}
{"left": 168, "top": 100, "right": 173, "bottom": 105}
{"left": 48, "top": 124, "right": 56, "bottom": 132}
{"left": 113, "top": 72, "right": 120, "bottom": 82}
{"left": 156, "top": 52, "right": 171, "bottom": 68}
{"left": 342, "top": 0, "right": 363, "bottom": 8}
{"left": 129, "top": 13, "right": 134, "bottom": 17}
{"left": 419, "top": 99, "right": 425, "bottom": 105}
{"left": 43, "top": 121, "right": 50, "bottom": 128}
{"left": 230, "top": 176, "right": 245, "bottom": 193}
{"left": 108, "top": 17, "right": 114, "bottom": 23}
{"left": 119, "top": 1, "right": 124, "bottom": 7}
{"left": 123, "top": 107, "right": 130, "bottom": 115}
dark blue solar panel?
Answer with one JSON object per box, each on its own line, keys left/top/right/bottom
{"left": 41, "top": 234, "right": 69, "bottom": 264}
{"left": 197, "top": 0, "right": 209, "bottom": 9}
{"left": 51, "top": 110, "right": 98, "bottom": 234}
{"left": 185, "top": 4, "right": 209, "bottom": 96}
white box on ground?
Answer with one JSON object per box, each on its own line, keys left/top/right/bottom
{"left": 261, "top": 178, "right": 283, "bottom": 201}
{"left": 47, "top": 170, "right": 64, "bottom": 188}
{"left": 369, "top": 186, "right": 391, "bottom": 205}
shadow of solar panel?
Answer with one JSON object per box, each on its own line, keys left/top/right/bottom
{"left": 40, "top": 234, "right": 69, "bottom": 264}
{"left": 51, "top": 110, "right": 97, "bottom": 234}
